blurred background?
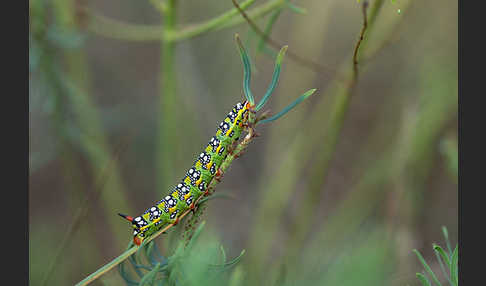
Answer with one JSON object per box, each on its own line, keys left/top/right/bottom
{"left": 29, "top": 0, "right": 458, "bottom": 285}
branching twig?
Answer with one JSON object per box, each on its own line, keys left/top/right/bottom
{"left": 352, "top": 1, "right": 369, "bottom": 79}
{"left": 81, "top": 0, "right": 285, "bottom": 42}
{"left": 231, "top": 0, "right": 332, "bottom": 75}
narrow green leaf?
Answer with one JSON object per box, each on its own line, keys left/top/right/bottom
{"left": 210, "top": 249, "right": 246, "bottom": 269}
{"left": 228, "top": 266, "right": 244, "bottom": 286}
{"left": 138, "top": 262, "right": 161, "bottom": 286}
{"left": 433, "top": 244, "right": 453, "bottom": 286}
{"left": 285, "top": 0, "right": 307, "bottom": 14}
{"left": 144, "top": 242, "right": 156, "bottom": 265}
{"left": 442, "top": 226, "right": 453, "bottom": 255}
{"left": 235, "top": 34, "right": 255, "bottom": 105}
{"left": 146, "top": 242, "right": 167, "bottom": 267}
{"left": 129, "top": 255, "right": 150, "bottom": 278}
{"left": 257, "top": 88, "right": 317, "bottom": 124}
{"left": 220, "top": 245, "right": 227, "bottom": 264}
{"left": 255, "top": 45, "right": 287, "bottom": 111}
{"left": 186, "top": 221, "right": 206, "bottom": 251}
{"left": 257, "top": 9, "right": 282, "bottom": 53}
{"left": 413, "top": 249, "right": 442, "bottom": 286}
{"left": 450, "top": 245, "right": 458, "bottom": 285}
{"left": 118, "top": 261, "right": 139, "bottom": 286}
{"left": 416, "top": 273, "right": 433, "bottom": 286}
{"left": 433, "top": 244, "right": 451, "bottom": 267}
{"left": 225, "top": 249, "right": 246, "bottom": 267}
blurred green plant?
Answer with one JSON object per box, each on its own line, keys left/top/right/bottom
{"left": 413, "top": 226, "right": 458, "bottom": 286}
{"left": 440, "top": 136, "right": 458, "bottom": 184}
{"left": 30, "top": 0, "right": 135, "bottom": 243}
{"left": 118, "top": 222, "right": 246, "bottom": 286}
{"left": 31, "top": 0, "right": 138, "bottom": 285}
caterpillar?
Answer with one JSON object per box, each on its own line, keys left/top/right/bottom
{"left": 119, "top": 101, "right": 250, "bottom": 245}
{"left": 118, "top": 35, "right": 316, "bottom": 246}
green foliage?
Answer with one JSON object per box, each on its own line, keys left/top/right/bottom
{"left": 440, "top": 137, "right": 458, "bottom": 184}
{"left": 235, "top": 33, "right": 315, "bottom": 117}
{"left": 413, "top": 227, "right": 458, "bottom": 286}
{"left": 118, "top": 222, "right": 246, "bottom": 286}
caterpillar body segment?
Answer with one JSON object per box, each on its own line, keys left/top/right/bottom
{"left": 122, "top": 101, "right": 251, "bottom": 245}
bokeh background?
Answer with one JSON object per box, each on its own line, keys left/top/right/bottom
{"left": 29, "top": 0, "right": 458, "bottom": 285}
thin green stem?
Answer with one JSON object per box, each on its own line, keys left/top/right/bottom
{"left": 75, "top": 246, "right": 139, "bottom": 286}
{"left": 223, "top": 0, "right": 284, "bottom": 30}
{"left": 85, "top": 8, "right": 166, "bottom": 41}
{"left": 167, "top": 0, "right": 257, "bottom": 42}
{"left": 85, "top": 0, "right": 285, "bottom": 43}
{"left": 157, "top": 0, "right": 177, "bottom": 193}
{"left": 257, "top": 8, "right": 282, "bottom": 53}
{"left": 414, "top": 249, "right": 443, "bottom": 286}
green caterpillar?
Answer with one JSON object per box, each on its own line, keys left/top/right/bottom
{"left": 119, "top": 101, "right": 250, "bottom": 245}
{"left": 119, "top": 35, "right": 316, "bottom": 246}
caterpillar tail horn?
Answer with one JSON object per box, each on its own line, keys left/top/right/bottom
{"left": 118, "top": 213, "right": 134, "bottom": 222}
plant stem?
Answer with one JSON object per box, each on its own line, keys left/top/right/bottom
{"left": 167, "top": 0, "right": 257, "bottom": 41}
{"left": 157, "top": 0, "right": 178, "bottom": 193}
{"left": 84, "top": 0, "right": 284, "bottom": 42}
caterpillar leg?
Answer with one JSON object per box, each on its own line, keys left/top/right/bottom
{"left": 215, "top": 168, "right": 224, "bottom": 183}
{"left": 134, "top": 236, "right": 143, "bottom": 246}
{"left": 189, "top": 202, "right": 198, "bottom": 214}
{"left": 227, "top": 141, "right": 239, "bottom": 157}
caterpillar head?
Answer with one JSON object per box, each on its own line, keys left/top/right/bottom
{"left": 239, "top": 100, "right": 252, "bottom": 123}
